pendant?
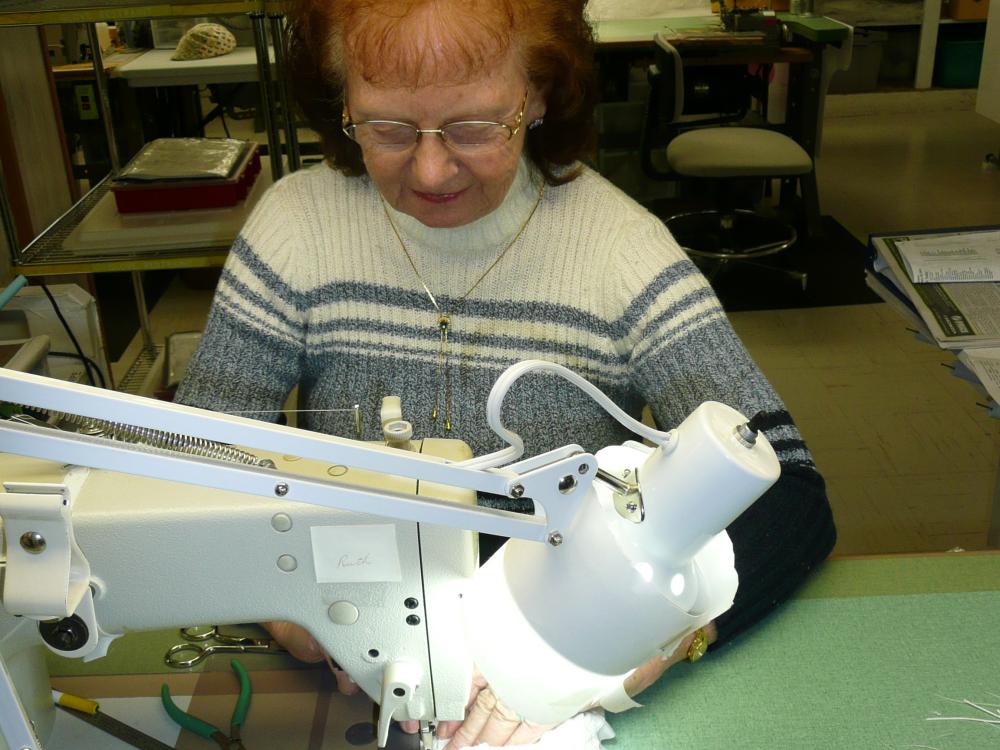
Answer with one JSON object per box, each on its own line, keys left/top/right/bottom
{"left": 432, "top": 313, "right": 451, "bottom": 427}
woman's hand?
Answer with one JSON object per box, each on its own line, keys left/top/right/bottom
{"left": 414, "top": 622, "right": 719, "bottom": 746}
{"left": 262, "top": 620, "right": 324, "bottom": 662}
{"left": 400, "top": 672, "right": 552, "bottom": 748}
{"left": 261, "top": 621, "right": 360, "bottom": 695}
{"left": 623, "top": 621, "right": 719, "bottom": 698}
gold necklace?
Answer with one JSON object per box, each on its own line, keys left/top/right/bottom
{"left": 382, "top": 182, "right": 545, "bottom": 430}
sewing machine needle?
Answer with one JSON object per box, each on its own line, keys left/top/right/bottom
{"left": 419, "top": 721, "right": 433, "bottom": 749}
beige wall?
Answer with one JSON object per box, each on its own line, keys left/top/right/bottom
{"left": 977, "top": 2, "right": 1000, "bottom": 124}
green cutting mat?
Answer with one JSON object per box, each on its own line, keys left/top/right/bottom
{"left": 611, "top": 555, "right": 1000, "bottom": 750}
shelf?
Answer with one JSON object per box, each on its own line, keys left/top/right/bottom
{"left": 0, "top": 0, "right": 261, "bottom": 26}
{"left": 12, "top": 177, "right": 230, "bottom": 276}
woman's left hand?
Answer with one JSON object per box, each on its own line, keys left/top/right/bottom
{"left": 624, "top": 621, "right": 718, "bottom": 697}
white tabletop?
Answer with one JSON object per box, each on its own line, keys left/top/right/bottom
{"left": 115, "top": 47, "right": 275, "bottom": 87}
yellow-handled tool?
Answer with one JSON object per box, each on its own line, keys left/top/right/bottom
{"left": 53, "top": 690, "right": 174, "bottom": 750}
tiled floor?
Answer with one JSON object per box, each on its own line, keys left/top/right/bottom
{"left": 143, "top": 89, "right": 1000, "bottom": 556}
{"left": 732, "top": 90, "right": 1000, "bottom": 555}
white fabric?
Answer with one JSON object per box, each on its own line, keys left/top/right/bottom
{"left": 431, "top": 710, "right": 616, "bottom": 750}
{"left": 599, "top": 681, "right": 644, "bottom": 713}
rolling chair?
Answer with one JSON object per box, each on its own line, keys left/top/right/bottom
{"left": 643, "top": 33, "right": 814, "bottom": 289}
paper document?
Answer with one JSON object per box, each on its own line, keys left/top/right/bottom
{"left": 587, "top": 0, "right": 710, "bottom": 20}
{"left": 957, "top": 347, "right": 1000, "bottom": 406}
{"left": 895, "top": 230, "right": 1000, "bottom": 283}
{"left": 868, "top": 230, "right": 1000, "bottom": 349}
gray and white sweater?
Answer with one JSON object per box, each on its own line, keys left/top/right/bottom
{"left": 177, "top": 158, "right": 835, "bottom": 643}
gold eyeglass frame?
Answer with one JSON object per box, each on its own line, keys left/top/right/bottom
{"left": 341, "top": 88, "right": 528, "bottom": 151}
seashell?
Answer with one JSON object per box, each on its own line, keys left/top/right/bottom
{"left": 172, "top": 23, "right": 237, "bottom": 61}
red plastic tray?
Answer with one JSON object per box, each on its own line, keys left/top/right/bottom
{"left": 111, "top": 143, "right": 261, "bottom": 214}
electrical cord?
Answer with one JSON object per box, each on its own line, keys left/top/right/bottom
{"left": 48, "top": 351, "right": 107, "bottom": 389}
{"left": 40, "top": 283, "right": 98, "bottom": 388}
{"left": 456, "top": 360, "right": 675, "bottom": 471}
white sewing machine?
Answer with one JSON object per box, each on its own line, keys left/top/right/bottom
{"left": 0, "top": 360, "right": 780, "bottom": 750}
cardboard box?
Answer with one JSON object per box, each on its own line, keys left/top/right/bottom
{"left": 947, "top": 0, "right": 990, "bottom": 19}
{"left": 0, "top": 284, "right": 109, "bottom": 386}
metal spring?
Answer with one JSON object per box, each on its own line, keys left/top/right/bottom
{"left": 9, "top": 405, "right": 269, "bottom": 467}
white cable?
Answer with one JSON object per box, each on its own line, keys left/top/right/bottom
{"left": 457, "top": 360, "right": 674, "bottom": 471}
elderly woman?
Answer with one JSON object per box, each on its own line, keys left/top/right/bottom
{"left": 177, "top": 0, "right": 835, "bottom": 746}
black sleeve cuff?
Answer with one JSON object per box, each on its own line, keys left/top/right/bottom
{"left": 713, "top": 463, "right": 836, "bottom": 645}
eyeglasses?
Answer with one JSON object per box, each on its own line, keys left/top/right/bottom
{"left": 342, "top": 89, "right": 527, "bottom": 153}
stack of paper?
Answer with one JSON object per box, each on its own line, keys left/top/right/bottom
{"left": 866, "top": 228, "right": 1000, "bottom": 350}
{"left": 957, "top": 348, "right": 1000, "bottom": 417}
{"left": 895, "top": 230, "right": 1000, "bottom": 284}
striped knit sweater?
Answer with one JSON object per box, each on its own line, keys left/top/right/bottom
{"left": 177, "top": 157, "right": 835, "bottom": 644}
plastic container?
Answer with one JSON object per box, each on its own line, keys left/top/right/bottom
{"left": 934, "top": 38, "right": 985, "bottom": 87}
{"left": 879, "top": 27, "right": 919, "bottom": 86}
{"left": 829, "top": 30, "right": 888, "bottom": 93}
{"left": 111, "top": 143, "right": 262, "bottom": 213}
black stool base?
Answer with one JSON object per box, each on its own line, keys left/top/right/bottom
{"left": 665, "top": 209, "right": 807, "bottom": 290}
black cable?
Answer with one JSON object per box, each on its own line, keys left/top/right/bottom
{"left": 39, "top": 283, "right": 98, "bottom": 387}
{"left": 49, "top": 351, "right": 107, "bottom": 389}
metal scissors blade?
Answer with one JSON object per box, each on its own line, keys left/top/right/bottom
{"left": 165, "top": 626, "right": 285, "bottom": 668}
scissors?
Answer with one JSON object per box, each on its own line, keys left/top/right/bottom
{"left": 165, "top": 626, "right": 286, "bottom": 668}
{"left": 162, "top": 658, "right": 251, "bottom": 749}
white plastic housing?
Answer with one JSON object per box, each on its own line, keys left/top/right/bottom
{"left": 463, "top": 401, "right": 780, "bottom": 724}
{"left": 616, "top": 401, "right": 779, "bottom": 568}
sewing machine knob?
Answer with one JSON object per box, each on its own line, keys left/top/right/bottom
{"left": 38, "top": 615, "right": 89, "bottom": 652}
{"left": 328, "top": 601, "right": 359, "bottom": 625}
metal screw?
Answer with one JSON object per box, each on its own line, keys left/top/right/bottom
{"left": 20, "top": 532, "right": 45, "bottom": 554}
{"left": 274, "top": 482, "right": 289, "bottom": 497}
{"left": 558, "top": 475, "right": 577, "bottom": 493}
{"left": 577, "top": 463, "right": 589, "bottom": 475}
{"left": 547, "top": 532, "right": 563, "bottom": 547}
{"left": 406, "top": 614, "right": 421, "bottom": 626}
{"left": 259, "top": 458, "right": 276, "bottom": 469}
{"left": 404, "top": 597, "right": 419, "bottom": 609}
{"left": 510, "top": 484, "right": 525, "bottom": 499}
{"left": 735, "top": 423, "right": 757, "bottom": 448}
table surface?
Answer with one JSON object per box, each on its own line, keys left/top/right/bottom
{"left": 593, "top": 13, "right": 850, "bottom": 46}
{"left": 46, "top": 552, "right": 1000, "bottom": 750}
{"left": 115, "top": 47, "right": 275, "bottom": 87}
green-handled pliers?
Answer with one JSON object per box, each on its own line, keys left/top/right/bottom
{"left": 162, "top": 659, "right": 251, "bottom": 749}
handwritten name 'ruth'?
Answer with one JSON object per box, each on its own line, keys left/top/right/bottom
{"left": 338, "top": 553, "right": 373, "bottom": 568}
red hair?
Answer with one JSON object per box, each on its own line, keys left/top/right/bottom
{"left": 287, "top": 0, "right": 597, "bottom": 184}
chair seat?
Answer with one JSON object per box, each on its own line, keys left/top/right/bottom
{"left": 666, "top": 128, "right": 812, "bottom": 178}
